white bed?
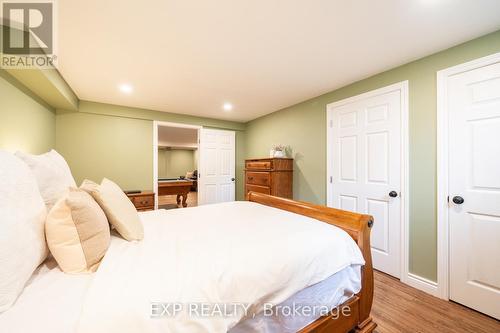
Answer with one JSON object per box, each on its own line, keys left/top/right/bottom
{"left": 0, "top": 256, "right": 360, "bottom": 333}
{"left": 0, "top": 257, "right": 93, "bottom": 333}
{"left": 0, "top": 201, "right": 364, "bottom": 333}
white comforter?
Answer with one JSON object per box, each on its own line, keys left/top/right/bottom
{"left": 77, "top": 201, "right": 364, "bottom": 333}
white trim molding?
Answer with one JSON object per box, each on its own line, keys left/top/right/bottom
{"left": 404, "top": 273, "right": 440, "bottom": 297}
{"left": 436, "top": 52, "right": 500, "bottom": 301}
{"left": 153, "top": 122, "right": 159, "bottom": 209}
{"left": 326, "top": 81, "right": 410, "bottom": 285}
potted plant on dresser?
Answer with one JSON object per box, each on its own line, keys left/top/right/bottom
{"left": 270, "top": 144, "right": 287, "bottom": 158}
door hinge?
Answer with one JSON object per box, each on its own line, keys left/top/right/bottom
{"left": 329, "top": 176, "right": 333, "bottom": 183}
{"left": 447, "top": 195, "right": 449, "bottom": 203}
{"left": 329, "top": 120, "right": 333, "bottom": 128}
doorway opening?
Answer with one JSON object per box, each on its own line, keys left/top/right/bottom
{"left": 153, "top": 122, "right": 201, "bottom": 210}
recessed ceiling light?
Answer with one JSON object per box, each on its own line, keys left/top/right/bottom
{"left": 223, "top": 102, "right": 233, "bottom": 111}
{"left": 119, "top": 83, "right": 133, "bottom": 94}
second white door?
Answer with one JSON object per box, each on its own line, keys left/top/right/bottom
{"left": 327, "top": 83, "right": 406, "bottom": 278}
{"left": 446, "top": 58, "right": 500, "bottom": 319}
{"left": 199, "top": 128, "right": 236, "bottom": 205}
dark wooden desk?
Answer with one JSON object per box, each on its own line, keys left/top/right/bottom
{"left": 158, "top": 179, "right": 194, "bottom": 207}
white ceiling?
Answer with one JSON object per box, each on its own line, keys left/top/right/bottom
{"left": 158, "top": 126, "right": 198, "bottom": 148}
{"left": 58, "top": 0, "right": 500, "bottom": 122}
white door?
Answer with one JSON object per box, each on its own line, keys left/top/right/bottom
{"left": 199, "top": 128, "right": 236, "bottom": 205}
{"left": 327, "top": 84, "right": 406, "bottom": 278}
{"left": 447, "top": 61, "right": 500, "bottom": 319}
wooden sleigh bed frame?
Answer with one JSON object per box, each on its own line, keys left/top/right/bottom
{"left": 247, "top": 192, "right": 377, "bottom": 333}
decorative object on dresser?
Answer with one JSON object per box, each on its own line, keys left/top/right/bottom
{"left": 270, "top": 143, "right": 288, "bottom": 158}
{"left": 125, "top": 191, "right": 155, "bottom": 211}
{"left": 245, "top": 158, "right": 293, "bottom": 199}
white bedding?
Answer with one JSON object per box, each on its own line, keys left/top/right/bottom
{"left": 0, "top": 257, "right": 93, "bottom": 333}
{"left": 0, "top": 260, "right": 360, "bottom": 333}
{"left": 77, "top": 202, "right": 364, "bottom": 333}
{"left": 230, "top": 265, "right": 361, "bottom": 333}
{"left": 0, "top": 201, "right": 364, "bottom": 333}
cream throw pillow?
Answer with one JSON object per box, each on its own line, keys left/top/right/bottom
{"left": 46, "top": 188, "right": 110, "bottom": 273}
{"left": 15, "top": 150, "right": 77, "bottom": 211}
{"left": 81, "top": 178, "right": 144, "bottom": 241}
{"left": 0, "top": 151, "right": 47, "bottom": 312}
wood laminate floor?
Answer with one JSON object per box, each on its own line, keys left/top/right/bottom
{"left": 372, "top": 270, "right": 500, "bottom": 333}
{"left": 158, "top": 191, "right": 198, "bottom": 209}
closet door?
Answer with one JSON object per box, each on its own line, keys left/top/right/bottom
{"left": 447, "top": 60, "right": 500, "bottom": 320}
{"left": 327, "top": 84, "right": 405, "bottom": 278}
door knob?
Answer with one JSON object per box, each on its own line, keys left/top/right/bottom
{"left": 389, "top": 191, "right": 398, "bottom": 198}
{"left": 452, "top": 196, "right": 464, "bottom": 205}
{"left": 231, "top": 178, "right": 235, "bottom": 182}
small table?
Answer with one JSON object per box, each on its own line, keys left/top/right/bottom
{"left": 158, "top": 178, "right": 194, "bottom": 208}
{"left": 125, "top": 191, "right": 155, "bottom": 211}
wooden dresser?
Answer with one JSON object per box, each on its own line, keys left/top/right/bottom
{"left": 125, "top": 191, "right": 155, "bottom": 211}
{"left": 245, "top": 158, "right": 293, "bottom": 199}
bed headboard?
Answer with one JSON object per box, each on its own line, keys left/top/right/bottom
{"left": 246, "top": 191, "right": 375, "bottom": 328}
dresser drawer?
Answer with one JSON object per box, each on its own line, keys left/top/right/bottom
{"left": 246, "top": 172, "right": 270, "bottom": 186}
{"left": 246, "top": 184, "right": 271, "bottom": 195}
{"left": 246, "top": 160, "right": 272, "bottom": 170}
{"left": 131, "top": 195, "right": 154, "bottom": 209}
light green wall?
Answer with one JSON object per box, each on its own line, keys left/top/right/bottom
{"left": 0, "top": 70, "right": 55, "bottom": 153}
{"left": 158, "top": 149, "right": 196, "bottom": 179}
{"left": 55, "top": 112, "right": 152, "bottom": 190}
{"left": 245, "top": 30, "right": 500, "bottom": 282}
{"left": 194, "top": 149, "right": 199, "bottom": 169}
{"left": 158, "top": 149, "right": 168, "bottom": 178}
{"left": 56, "top": 101, "right": 246, "bottom": 200}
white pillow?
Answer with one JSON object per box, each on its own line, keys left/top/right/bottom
{"left": 15, "top": 150, "right": 76, "bottom": 211}
{"left": 0, "top": 151, "right": 48, "bottom": 312}
{"left": 81, "top": 178, "right": 144, "bottom": 241}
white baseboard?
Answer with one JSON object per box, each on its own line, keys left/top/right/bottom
{"left": 401, "top": 273, "right": 441, "bottom": 298}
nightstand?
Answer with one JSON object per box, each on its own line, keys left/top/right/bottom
{"left": 125, "top": 191, "right": 155, "bottom": 211}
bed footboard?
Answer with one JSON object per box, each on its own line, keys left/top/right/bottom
{"left": 247, "top": 192, "right": 376, "bottom": 333}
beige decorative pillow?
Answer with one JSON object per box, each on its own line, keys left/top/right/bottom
{"left": 46, "top": 188, "right": 110, "bottom": 273}
{"left": 81, "top": 178, "right": 144, "bottom": 241}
